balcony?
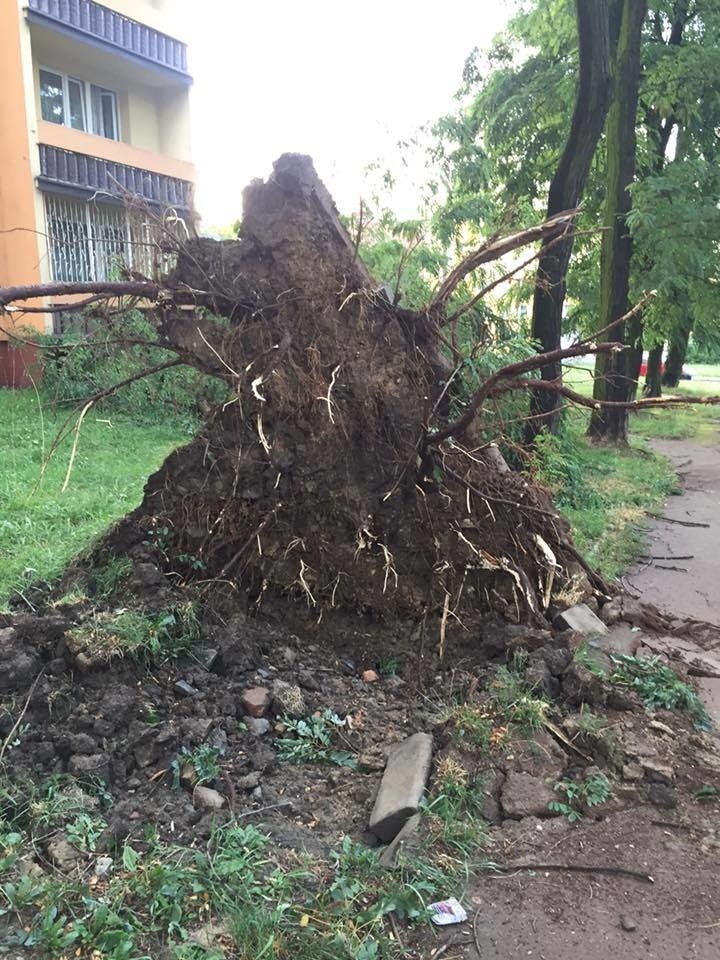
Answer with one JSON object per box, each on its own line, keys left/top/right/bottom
{"left": 27, "top": 0, "right": 190, "bottom": 80}
{"left": 38, "top": 143, "right": 193, "bottom": 212}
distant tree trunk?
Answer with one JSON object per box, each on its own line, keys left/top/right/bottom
{"left": 526, "top": 0, "right": 614, "bottom": 441}
{"left": 644, "top": 342, "right": 664, "bottom": 397}
{"left": 663, "top": 312, "right": 692, "bottom": 387}
{"left": 588, "top": 0, "right": 648, "bottom": 444}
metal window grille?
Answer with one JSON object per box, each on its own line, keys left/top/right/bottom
{"left": 44, "top": 195, "right": 167, "bottom": 282}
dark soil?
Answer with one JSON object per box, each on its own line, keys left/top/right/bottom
{"left": 2, "top": 581, "right": 720, "bottom": 959}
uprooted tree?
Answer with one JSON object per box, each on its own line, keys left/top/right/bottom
{"left": 3, "top": 156, "right": 720, "bottom": 629}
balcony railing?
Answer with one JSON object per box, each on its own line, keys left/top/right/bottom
{"left": 38, "top": 144, "right": 193, "bottom": 212}
{"left": 27, "top": 0, "right": 189, "bottom": 78}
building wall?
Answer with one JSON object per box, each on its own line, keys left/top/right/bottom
{"left": 1, "top": 0, "right": 194, "bottom": 383}
{"left": 0, "top": 1, "right": 44, "bottom": 340}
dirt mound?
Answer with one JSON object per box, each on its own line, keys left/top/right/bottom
{"left": 88, "top": 154, "right": 598, "bottom": 625}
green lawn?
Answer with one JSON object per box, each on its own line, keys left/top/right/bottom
{"left": 0, "top": 389, "right": 189, "bottom": 605}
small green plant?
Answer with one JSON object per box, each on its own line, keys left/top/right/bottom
{"left": 549, "top": 772, "right": 611, "bottom": 822}
{"left": 611, "top": 654, "right": 710, "bottom": 728}
{"left": 446, "top": 704, "right": 494, "bottom": 752}
{"left": 378, "top": 656, "right": 400, "bottom": 677}
{"left": 422, "top": 757, "right": 488, "bottom": 856}
{"left": 575, "top": 705, "right": 609, "bottom": 737}
{"left": 693, "top": 784, "right": 720, "bottom": 802}
{"left": 274, "top": 710, "right": 357, "bottom": 769}
{"left": 65, "top": 813, "right": 107, "bottom": 852}
{"left": 490, "top": 653, "right": 549, "bottom": 733}
{"left": 171, "top": 744, "right": 221, "bottom": 789}
{"left": 574, "top": 642, "right": 609, "bottom": 678}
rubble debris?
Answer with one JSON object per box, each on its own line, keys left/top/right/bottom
{"left": 369, "top": 733, "right": 433, "bottom": 842}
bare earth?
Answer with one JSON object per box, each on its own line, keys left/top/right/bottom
{"left": 626, "top": 434, "right": 720, "bottom": 625}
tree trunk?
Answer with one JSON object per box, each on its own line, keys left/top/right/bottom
{"left": 588, "top": 0, "right": 648, "bottom": 444}
{"left": 526, "top": 0, "right": 614, "bottom": 441}
{"left": 644, "top": 342, "right": 664, "bottom": 397}
{"left": 663, "top": 310, "right": 692, "bottom": 387}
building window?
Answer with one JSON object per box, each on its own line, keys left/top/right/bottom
{"left": 39, "top": 69, "right": 65, "bottom": 124}
{"left": 38, "top": 68, "right": 120, "bottom": 141}
{"left": 44, "top": 195, "right": 160, "bottom": 283}
{"left": 90, "top": 85, "right": 119, "bottom": 140}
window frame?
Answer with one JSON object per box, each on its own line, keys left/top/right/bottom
{"left": 37, "top": 65, "right": 121, "bottom": 141}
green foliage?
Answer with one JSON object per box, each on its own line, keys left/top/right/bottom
{"left": 171, "top": 745, "right": 221, "bottom": 790}
{"left": 611, "top": 654, "right": 710, "bottom": 728}
{"left": 549, "top": 772, "right": 611, "bottom": 821}
{"left": 532, "top": 425, "right": 599, "bottom": 509}
{"left": 423, "top": 760, "right": 489, "bottom": 857}
{"left": 446, "top": 704, "right": 493, "bottom": 752}
{"left": 64, "top": 813, "right": 107, "bottom": 852}
{"left": 693, "top": 784, "right": 720, "bottom": 802}
{"left": 93, "top": 554, "right": 134, "bottom": 597}
{"left": 573, "top": 643, "right": 609, "bottom": 679}
{"left": 66, "top": 602, "right": 199, "bottom": 665}
{"left": 0, "top": 783, "right": 478, "bottom": 960}
{"left": 0, "top": 389, "right": 185, "bottom": 606}
{"left": 36, "top": 309, "right": 228, "bottom": 426}
{"left": 489, "top": 653, "right": 549, "bottom": 734}
{"left": 378, "top": 657, "right": 400, "bottom": 677}
{"left": 274, "top": 710, "right": 358, "bottom": 769}
{"left": 358, "top": 214, "right": 448, "bottom": 310}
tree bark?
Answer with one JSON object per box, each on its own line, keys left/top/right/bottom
{"left": 663, "top": 309, "right": 692, "bottom": 386}
{"left": 644, "top": 342, "right": 664, "bottom": 397}
{"left": 526, "top": 0, "right": 614, "bottom": 441}
{"left": 588, "top": 0, "right": 648, "bottom": 444}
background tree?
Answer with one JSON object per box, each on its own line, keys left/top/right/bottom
{"left": 589, "top": 0, "right": 648, "bottom": 443}
{"left": 527, "top": 0, "right": 615, "bottom": 439}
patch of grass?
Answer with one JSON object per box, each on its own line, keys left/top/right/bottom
{"left": 611, "top": 654, "right": 710, "bottom": 729}
{"left": 171, "top": 744, "right": 221, "bottom": 790}
{"left": 65, "top": 601, "right": 200, "bottom": 665}
{"left": 573, "top": 642, "right": 609, "bottom": 678}
{"left": 489, "top": 654, "right": 549, "bottom": 734}
{"left": 274, "top": 710, "right": 358, "bottom": 769}
{"left": 93, "top": 554, "right": 134, "bottom": 597}
{"left": 378, "top": 657, "right": 400, "bottom": 677}
{"left": 443, "top": 654, "right": 549, "bottom": 754}
{"left": 0, "top": 781, "right": 482, "bottom": 960}
{"left": 423, "top": 757, "right": 488, "bottom": 857}
{"left": 531, "top": 401, "right": 677, "bottom": 579}
{"left": 0, "top": 389, "right": 187, "bottom": 606}
{"left": 445, "top": 704, "right": 494, "bottom": 752}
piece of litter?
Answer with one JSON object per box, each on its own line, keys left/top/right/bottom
{"left": 429, "top": 898, "right": 468, "bottom": 926}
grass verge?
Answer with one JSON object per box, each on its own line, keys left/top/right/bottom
{"left": 0, "top": 389, "right": 188, "bottom": 606}
{"left": 0, "top": 772, "right": 484, "bottom": 959}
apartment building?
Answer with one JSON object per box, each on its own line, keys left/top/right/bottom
{"left": 0, "top": 0, "right": 195, "bottom": 385}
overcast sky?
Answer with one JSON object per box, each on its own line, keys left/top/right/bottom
{"left": 182, "top": 1, "right": 513, "bottom": 226}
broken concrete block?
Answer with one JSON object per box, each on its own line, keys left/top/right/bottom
{"left": 193, "top": 786, "right": 226, "bottom": 811}
{"left": 369, "top": 733, "right": 432, "bottom": 842}
{"left": 554, "top": 603, "right": 608, "bottom": 638}
{"left": 378, "top": 812, "right": 422, "bottom": 867}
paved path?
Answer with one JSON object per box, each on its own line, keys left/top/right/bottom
{"left": 626, "top": 435, "right": 720, "bottom": 626}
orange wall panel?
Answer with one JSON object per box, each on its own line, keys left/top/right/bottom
{"left": 0, "top": 1, "right": 44, "bottom": 339}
